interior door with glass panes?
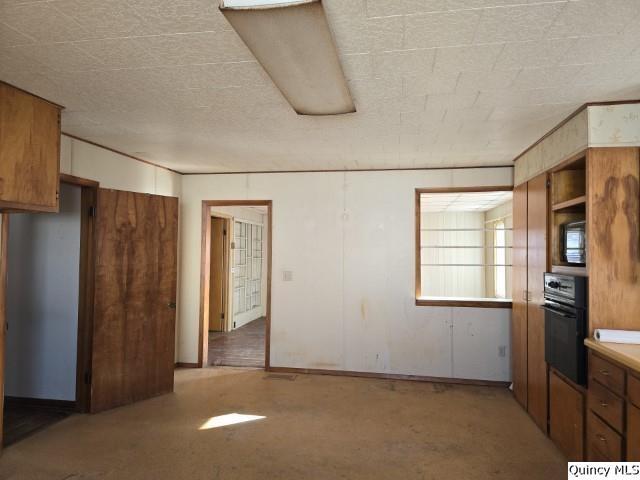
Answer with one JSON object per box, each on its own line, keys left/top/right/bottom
{"left": 232, "top": 220, "right": 263, "bottom": 329}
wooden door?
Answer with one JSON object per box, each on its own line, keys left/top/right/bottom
{"left": 587, "top": 147, "right": 640, "bottom": 335}
{"left": 549, "top": 370, "right": 584, "bottom": 460}
{"left": 512, "top": 182, "right": 528, "bottom": 408}
{"left": 527, "top": 172, "right": 549, "bottom": 433}
{"left": 209, "top": 217, "right": 227, "bottom": 332}
{"left": 90, "top": 189, "right": 178, "bottom": 413}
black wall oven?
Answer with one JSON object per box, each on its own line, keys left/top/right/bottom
{"left": 543, "top": 273, "right": 588, "bottom": 386}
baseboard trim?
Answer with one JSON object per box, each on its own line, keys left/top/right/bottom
{"left": 267, "top": 367, "right": 510, "bottom": 388}
{"left": 4, "top": 396, "right": 77, "bottom": 411}
{"left": 175, "top": 362, "right": 199, "bottom": 368}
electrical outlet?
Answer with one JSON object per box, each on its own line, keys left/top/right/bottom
{"left": 282, "top": 270, "right": 293, "bottom": 282}
{"left": 498, "top": 345, "right": 507, "bottom": 357}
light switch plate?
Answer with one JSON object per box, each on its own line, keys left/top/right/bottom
{"left": 282, "top": 270, "right": 293, "bottom": 282}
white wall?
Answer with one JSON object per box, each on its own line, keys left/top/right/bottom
{"left": 60, "top": 135, "right": 181, "bottom": 197}
{"left": 421, "top": 212, "right": 485, "bottom": 298}
{"left": 178, "top": 167, "right": 513, "bottom": 382}
{"left": 5, "top": 183, "right": 81, "bottom": 400}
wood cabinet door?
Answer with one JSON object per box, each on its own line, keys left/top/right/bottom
{"left": 527, "top": 172, "right": 549, "bottom": 433}
{"left": 587, "top": 147, "right": 640, "bottom": 335}
{"left": 90, "top": 189, "right": 179, "bottom": 413}
{"left": 629, "top": 402, "right": 640, "bottom": 461}
{"left": 549, "top": 370, "right": 584, "bottom": 461}
{"left": 0, "top": 83, "right": 60, "bottom": 212}
{"left": 512, "top": 181, "right": 528, "bottom": 408}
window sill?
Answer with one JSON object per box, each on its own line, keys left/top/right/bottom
{"left": 415, "top": 297, "right": 513, "bottom": 309}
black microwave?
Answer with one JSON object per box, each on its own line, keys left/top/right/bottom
{"left": 562, "top": 220, "right": 586, "bottom": 265}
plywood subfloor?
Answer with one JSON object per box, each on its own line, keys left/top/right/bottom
{"left": 208, "top": 317, "right": 265, "bottom": 367}
{"left": 0, "top": 368, "right": 565, "bottom": 479}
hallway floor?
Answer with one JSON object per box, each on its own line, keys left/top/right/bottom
{"left": 208, "top": 317, "right": 265, "bottom": 367}
{"left": 0, "top": 368, "right": 565, "bottom": 480}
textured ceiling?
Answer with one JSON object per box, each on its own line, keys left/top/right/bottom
{"left": 1, "top": 0, "right": 640, "bottom": 173}
{"left": 421, "top": 190, "right": 512, "bottom": 212}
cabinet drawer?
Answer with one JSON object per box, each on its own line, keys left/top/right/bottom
{"left": 588, "top": 380, "right": 624, "bottom": 433}
{"left": 587, "top": 411, "right": 623, "bottom": 461}
{"left": 629, "top": 374, "right": 640, "bottom": 409}
{"left": 590, "top": 354, "right": 625, "bottom": 396}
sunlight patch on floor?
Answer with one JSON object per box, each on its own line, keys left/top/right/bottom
{"left": 199, "top": 413, "right": 266, "bottom": 430}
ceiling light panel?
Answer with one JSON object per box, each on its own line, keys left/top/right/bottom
{"left": 220, "top": 0, "right": 356, "bottom": 115}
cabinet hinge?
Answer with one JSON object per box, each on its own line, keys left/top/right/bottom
{"left": 88, "top": 206, "right": 97, "bottom": 217}
{"left": 546, "top": 179, "right": 551, "bottom": 188}
{"left": 221, "top": 312, "right": 225, "bottom": 320}
{"left": 223, "top": 229, "right": 227, "bottom": 236}
{"left": 84, "top": 371, "right": 92, "bottom": 385}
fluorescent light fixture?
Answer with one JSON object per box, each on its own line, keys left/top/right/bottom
{"left": 220, "top": 0, "right": 356, "bottom": 115}
{"left": 199, "top": 413, "right": 266, "bottom": 430}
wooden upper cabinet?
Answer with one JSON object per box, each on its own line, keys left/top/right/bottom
{"left": 0, "top": 82, "right": 61, "bottom": 212}
{"left": 587, "top": 147, "right": 640, "bottom": 335}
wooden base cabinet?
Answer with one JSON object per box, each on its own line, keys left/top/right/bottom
{"left": 628, "top": 403, "right": 640, "bottom": 461}
{"left": 585, "top": 349, "right": 640, "bottom": 462}
{"left": 549, "top": 370, "right": 585, "bottom": 461}
{"left": 0, "top": 82, "right": 61, "bottom": 212}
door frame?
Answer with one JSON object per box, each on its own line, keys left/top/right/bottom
{"left": 198, "top": 200, "right": 272, "bottom": 369}
{"left": 60, "top": 174, "right": 99, "bottom": 413}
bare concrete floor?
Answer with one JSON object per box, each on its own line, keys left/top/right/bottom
{"left": 0, "top": 368, "right": 566, "bottom": 480}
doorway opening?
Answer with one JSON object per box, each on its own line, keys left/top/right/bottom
{"left": 199, "top": 201, "right": 272, "bottom": 369}
{"left": 2, "top": 175, "right": 97, "bottom": 447}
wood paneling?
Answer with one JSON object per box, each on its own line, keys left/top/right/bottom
{"left": 587, "top": 411, "right": 623, "bottom": 461}
{"left": 0, "top": 214, "right": 9, "bottom": 450}
{"left": 90, "top": 189, "right": 178, "bottom": 413}
{"left": 628, "top": 403, "right": 640, "bottom": 461}
{"left": 512, "top": 182, "right": 528, "bottom": 408}
{"left": 549, "top": 370, "right": 584, "bottom": 461}
{"left": 588, "top": 147, "right": 640, "bottom": 335}
{"left": 527, "top": 172, "right": 549, "bottom": 433}
{"left": 209, "top": 217, "right": 227, "bottom": 332}
{"left": 0, "top": 82, "right": 60, "bottom": 212}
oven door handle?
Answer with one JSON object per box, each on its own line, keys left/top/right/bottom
{"left": 542, "top": 305, "right": 576, "bottom": 319}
